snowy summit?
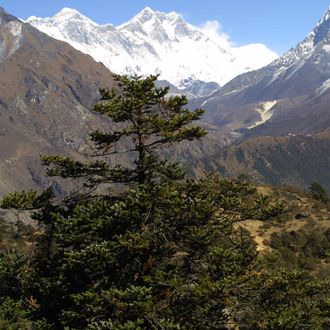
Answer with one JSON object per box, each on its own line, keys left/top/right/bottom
{"left": 26, "top": 7, "right": 278, "bottom": 88}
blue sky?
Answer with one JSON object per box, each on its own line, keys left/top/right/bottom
{"left": 1, "top": 0, "right": 330, "bottom": 54}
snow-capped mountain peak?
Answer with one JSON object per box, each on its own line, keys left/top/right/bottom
{"left": 54, "top": 7, "right": 83, "bottom": 18}
{"left": 132, "top": 6, "right": 157, "bottom": 22}
{"left": 316, "top": 6, "right": 330, "bottom": 27}
{"left": 118, "top": 7, "right": 195, "bottom": 42}
{"left": 26, "top": 7, "right": 278, "bottom": 90}
{"left": 258, "top": 5, "right": 330, "bottom": 81}
{"left": 199, "top": 5, "right": 330, "bottom": 132}
{"left": 312, "top": 6, "right": 330, "bottom": 46}
{"left": 129, "top": 7, "right": 183, "bottom": 25}
{"left": 37, "top": 7, "right": 100, "bottom": 27}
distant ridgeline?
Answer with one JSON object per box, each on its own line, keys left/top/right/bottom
{"left": 1, "top": 4, "right": 330, "bottom": 194}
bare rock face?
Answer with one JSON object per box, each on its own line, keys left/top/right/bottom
{"left": 0, "top": 7, "right": 115, "bottom": 195}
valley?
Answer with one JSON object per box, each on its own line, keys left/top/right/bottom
{"left": 1, "top": 6, "right": 330, "bottom": 193}
{"left": 0, "top": 3, "right": 330, "bottom": 328}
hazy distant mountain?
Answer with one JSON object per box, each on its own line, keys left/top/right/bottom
{"left": 26, "top": 7, "right": 277, "bottom": 94}
{"left": 200, "top": 6, "right": 330, "bottom": 135}
{"left": 156, "top": 79, "right": 221, "bottom": 99}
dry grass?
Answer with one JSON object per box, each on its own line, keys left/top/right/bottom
{"left": 239, "top": 185, "right": 330, "bottom": 252}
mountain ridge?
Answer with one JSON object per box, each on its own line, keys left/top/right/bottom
{"left": 1, "top": 5, "right": 330, "bottom": 194}
{"left": 0, "top": 7, "right": 117, "bottom": 195}
{"left": 26, "top": 7, "right": 278, "bottom": 92}
{"left": 198, "top": 5, "right": 330, "bottom": 135}
{"left": 0, "top": 7, "right": 232, "bottom": 195}
{"left": 192, "top": 5, "right": 330, "bottom": 191}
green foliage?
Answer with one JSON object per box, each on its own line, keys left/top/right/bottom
{"left": 0, "top": 188, "right": 54, "bottom": 210}
{"left": 199, "top": 174, "right": 285, "bottom": 221}
{"left": 0, "top": 298, "right": 51, "bottom": 330}
{"left": 0, "top": 250, "right": 51, "bottom": 329}
{"left": 0, "top": 75, "right": 329, "bottom": 328}
{"left": 234, "top": 266, "right": 330, "bottom": 329}
{"left": 0, "top": 250, "right": 29, "bottom": 299}
{"left": 86, "top": 319, "right": 146, "bottom": 330}
{"left": 0, "top": 75, "right": 212, "bottom": 328}
{"left": 41, "top": 74, "right": 206, "bottom": 188}
{"left": 0, "top": 217, "right": 27, "bottom": 248}
{"left": 270, "top": 222, "right": 330, "bottom": 275}
{"left": 22, "top": 177, "right": 259, "bottom": 328}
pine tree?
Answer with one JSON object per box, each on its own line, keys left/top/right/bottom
{"left": 41, "top": 74, "right": 206, "bottom": 192}
{"left": 234, "top": 265, "right": 330, "bottom": 329}
{"left": 2, "top": 75, "right": 325, "bottom": 329}
{"left": 1, "top": 75, "right": 258, "bottom": 329}
{"left": 1, "top": 75, "right": 218, "bottom": 328}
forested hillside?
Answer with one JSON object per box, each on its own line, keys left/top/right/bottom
{"left": 0, "top": 76, "right": 329, "bottom": 329}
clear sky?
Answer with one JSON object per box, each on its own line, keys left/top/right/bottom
{"left": 1, "top": 0, "right": 330, "bottom": 54}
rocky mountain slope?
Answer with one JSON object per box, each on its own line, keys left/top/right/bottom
{"left": 26, "top": 7, "right": 277, "bottom": 93}
{"left": 199, "top": 6, "right": 330, "bottom": 135}
{"left": 191, "top": 6, "right": 330, "bottom": 191}
{"left": 1, "top": 5, "right": 330, "bottom": 195}
{"left": 0, "top": 7, "right": 117, "bottom": 195}
{"left": 0, "top": 7, "right": 231, "bottom": 195}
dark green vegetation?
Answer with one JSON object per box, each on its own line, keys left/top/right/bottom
{"left": 270, "top": 220, "right": 330, "bottom": 277}
{"left": 0, "top": 75, "right": 329, "bottom": 329}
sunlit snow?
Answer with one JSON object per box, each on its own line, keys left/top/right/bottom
{"left": 26, "top": 7, "right": 278, "bottom": 88}
{"left": 248, "top": 101, "right": 278, "bottom": 129}
{"left": 317, "top": 78, "right": 330, "bottom": 94}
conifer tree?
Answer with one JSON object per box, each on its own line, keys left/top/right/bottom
{"left": 0, "top": 75, "right": 259, "bottom": 328}
{"left": 41, "top": 74, "right": 207, "bottom": 191}
{"left": 3, "top": 75, "right": 326, "bottom": 329}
